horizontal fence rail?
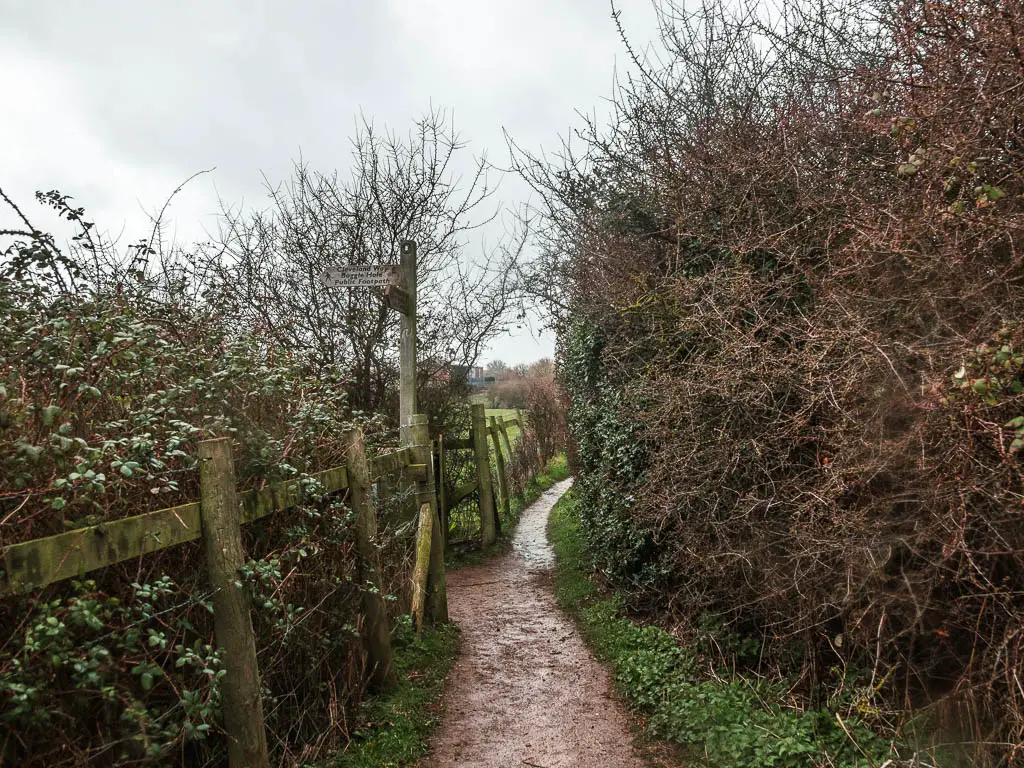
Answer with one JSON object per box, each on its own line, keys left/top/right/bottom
{"left": 0, "top": 416, "right": 522, "bottom": 597}
{"left": 0, "top": 410, "right": 531, "bottom": 768}
{"left": 1, "top": 447, "right": 427, "bottom": 595}
{"left": 449, "top": 479, "right": 479, "bottom": 508}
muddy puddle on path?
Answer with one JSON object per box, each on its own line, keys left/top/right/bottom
{"left": 422, "top": 479, "right": 644, "bottom": 768}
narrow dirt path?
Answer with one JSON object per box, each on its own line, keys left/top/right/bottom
{"left": 423, "top": 479, "right": 643, "bottom": 768}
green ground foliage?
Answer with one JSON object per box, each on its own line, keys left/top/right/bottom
{"left": 320, "top": 617, "right": 458, "bottom": 768}
{"left": 548, "top": 491, "right": 895, "bottom": 768}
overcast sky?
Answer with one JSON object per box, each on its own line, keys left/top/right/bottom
{"left": 1, "top": 0, "right": 660, "bottom": 365}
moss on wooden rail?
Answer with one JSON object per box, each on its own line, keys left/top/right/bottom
{"left": 449, "top": 479, "right": 479, "bottom": 508}
{"left": 1, "top": 446, "right": 418, "bottom": 595}
{"left": 372, "top": 449, "right": 417, "bottom": 478}
{"left": 2, "top": 501, "right": 204, "bottom": 596}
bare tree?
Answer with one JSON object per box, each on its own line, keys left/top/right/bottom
{"left": 216, "top": 109, "right": 525, "bottom": 416}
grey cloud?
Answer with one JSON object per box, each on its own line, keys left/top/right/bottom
{"left": 1, "top": 0, "right": 661, "bottom": 362}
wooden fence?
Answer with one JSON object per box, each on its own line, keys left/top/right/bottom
{"left": 0, "top": 405, "right": 529, "bottom": 767}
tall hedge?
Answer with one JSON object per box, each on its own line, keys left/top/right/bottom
{"left": 536, "top": 0, "right": 1024, "bottom": 761}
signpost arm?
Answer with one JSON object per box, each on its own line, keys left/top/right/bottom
{"left": 399, "top": 240, "right": 417, "bottom": 445}
{"left": 320, "top": 246, "right": 415, "bottom": 446}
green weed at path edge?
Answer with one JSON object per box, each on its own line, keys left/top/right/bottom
{"left": 317, "top": 616, "right": 458, "bottom": 768}
{"left": 547, "top": 490, "right": 898, "bottom": 768}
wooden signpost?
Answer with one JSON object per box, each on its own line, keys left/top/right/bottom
{"left": 320, "top": 241, "right": 417, "bottom": 444}
{"left": 397, "top": 241, "right": 417, "bottom": 445}
{"left": 320, "top": 242, "right": 451, "bottom": 642}
{"left": 321, "top": 264, "right": 398, "bottom": 288}
{"left": 385, "top": 284, "right": 411, "bottom": 315}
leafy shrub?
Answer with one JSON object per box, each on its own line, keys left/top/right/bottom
{"left": 560, "top": 322, "right": 662, "bottom": 593}
{"left": 0, "top": 206, "right": 406, "bottom": 765}
{"left": 0, "top": 281, "right": 351, "bottom": 542}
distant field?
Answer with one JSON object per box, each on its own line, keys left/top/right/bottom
{"left": 484, "top": 408, "right": 519, "bottom": 420}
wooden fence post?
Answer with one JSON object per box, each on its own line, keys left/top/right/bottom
{"left": 436, "top": 433, "right": 448, "bottom": 547}
{"left": 516, "top": 409, "right": 537, "bottom": 480}
{"left": 471, "top": 404, "right": 497, "bottom": 547}
{"left": 497, "top": 418, "right": 519, "bottom": 497}
{"left": 489, "top": 416, "right": 511, "bottom": 522}
{"left": 410, "top": 502, "right": 433, "bottom": 636}
{"left": 343, "top": 428, "right": 396, "bottom": 690}
{"left": 497, "top": 418, "right": 513, "bottom": 461}
{"left": 198, "top": 438, "right": 270, "bottom": 768}
{"left": 410, "top": 415, "right": 447, "bottom": 623}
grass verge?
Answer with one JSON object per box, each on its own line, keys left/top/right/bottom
{"left": 448, "top": 454, "right": 570, "bottom": 569}
{"left": 547, "top": 490, "right": 897, "bottom": 768}
{"left": 321, "top": 616, "right": 458, "bottom": 767}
